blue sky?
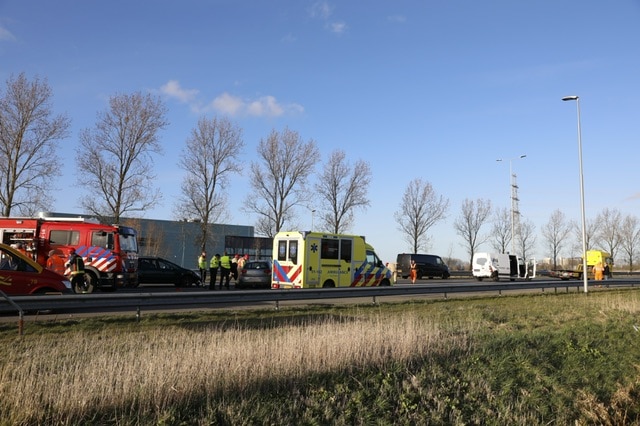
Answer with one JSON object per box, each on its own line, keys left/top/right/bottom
{"left": 1, "top": 0, "right": 639, "bottom": 264}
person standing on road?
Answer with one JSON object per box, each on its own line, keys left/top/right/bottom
{"left": 198, "top": 251, "right": 207, "bottom": 287}
{"left": 209, "top": 253, "right": 220, "bottom": 290}
{"left": 219, "top": 251, "right": 231, "bottom": 289}
{"left": 593, "top": 261, "right": 604, "bottom": 281}
{"left": 410, "top": 259, "right": 418, "bottom": 284}
{"left": 46, "top": 249, "right": 66, "bottom": 276}
{"left": 387, "top": 262, "right": 397, "bottom": 284}
{"left": 231, "top": 254, "right": 239, "bottom": 283}
{"left": 65, "top": 248, "right": 86, "bottom": 292}
{"left": 238, "top": 254, "right": 247, "bottom": 270}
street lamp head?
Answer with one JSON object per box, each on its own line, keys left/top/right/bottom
{"left": 562, "top": 95, "right": 579, "bottom": 101}
{"left": 519, "top": 155, "right": 527, "bottom": 159}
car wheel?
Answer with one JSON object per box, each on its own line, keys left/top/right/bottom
{"left": 178, "top": 276, "right": 191, "bottom": 288}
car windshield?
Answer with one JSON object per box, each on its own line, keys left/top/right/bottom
{"left": 0, "top": 248, "right": 37, "bottom": 272}
{"left": 247, "top": 261, "right": 269, "bottom": 269}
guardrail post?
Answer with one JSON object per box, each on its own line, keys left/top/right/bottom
{"left": 372, "top": 295, "right": 377, "bottom": 305}
{"left": 136, "top": 306, "right": 141, "bottom": 322}
{"left": 1, "top": 290, "right": 24, "bottom": 336}
{"left": 18, "top": 311, "right": 24, "bottom": 336}
{"left": 274, "top": 300, "right": 279, "bottom": 311}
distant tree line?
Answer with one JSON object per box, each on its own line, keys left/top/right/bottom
{"left": 1, "top": 72, "right": 639, "bottom": 270}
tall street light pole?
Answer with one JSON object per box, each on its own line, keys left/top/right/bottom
{"left": 562, "top": 95, "right": 588, "bottom": 294}
{"left": 496, "top": 155, "right": 526, "bottom": 254}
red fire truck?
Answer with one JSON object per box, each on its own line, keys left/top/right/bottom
{"left": 0, "top": 215, "right": 138, "bottom": 293}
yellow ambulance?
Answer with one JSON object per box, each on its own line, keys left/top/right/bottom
{"left": 271, "top": 231, "right": 392, "bottom": 289}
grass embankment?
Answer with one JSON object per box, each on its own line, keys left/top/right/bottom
{"left": 1, "top": 290, "right": 640, "bottom": 425}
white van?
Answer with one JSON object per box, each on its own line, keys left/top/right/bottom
{"left": 472, "top": 252, "right": 533, "bottom": 281}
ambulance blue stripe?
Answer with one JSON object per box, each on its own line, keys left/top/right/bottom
{"left": 272, "top": 260, "right": 292, "bottom": 283}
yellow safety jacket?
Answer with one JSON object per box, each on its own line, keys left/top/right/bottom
{"left": 210, "top": 256, "right": 220, "bottom": 268}
{"left": 220, "top": 255, "right": 231, "bottom": 269}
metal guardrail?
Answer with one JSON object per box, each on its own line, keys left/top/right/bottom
{"left": 1, "top": 279, "right": 639, "bottom": 317}
{"left": 0, "top": 289, "right": 25, "bottom": 334}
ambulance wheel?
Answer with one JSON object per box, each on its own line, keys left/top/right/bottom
{"left": 492, "top": 272, "right": 499, "bottom": 282}
{"left": 380, "top": 278, "right": 391, "bottom": 286}
{"left": 322, "top": 280, "right": 336, "bottom": 288}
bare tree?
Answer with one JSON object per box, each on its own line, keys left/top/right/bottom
{"left": 541, "top": 209, "right": 571, "bottom": 269}
{"left": 315, "top": 150, "right": 371, "bottom": 233}
{"left": 244, "top": 128, "right": 319, "bottom": 237}
{"left": 570, "top": 217, "right": 599, "bottom": 253}
{"left": 490, "top": 207, "right": 511, "bottom": 253}
{"left": 619, "top": 214, "right": 640, "bottom": 273}
{"left": 394, "top": 178, "right": 449, "bottom": 253}
{"left": 176, "top": 116, "right": 244, "bottom": 251}
{"left": 121, "top": 218, "right": 167, "bottom": 257}
{"left": 595, "top": 207, "right": 622, "bottom": 259}
{"left": 0, "top": 72, "right": 70, "bottom": 216}
{"left": 77, "top": 92, "right": 168, "bottom": 223}
{"left": 517, "top": 218, "right": 536, "bottom": 262}
{"left": 453, "top": 198, "right": 492, "bottom": 269}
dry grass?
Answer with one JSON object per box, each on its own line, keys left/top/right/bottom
{"left": 2, "top": 289, "right": 640, "bottom": 424}
{"left": 0, "top": 310, "right": 469, "bottom": 424}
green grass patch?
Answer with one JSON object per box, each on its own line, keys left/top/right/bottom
{"left": 2, "top": 290, "right": 640, "bottom": 425}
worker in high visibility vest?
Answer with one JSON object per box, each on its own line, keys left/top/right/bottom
{"left": 219, "top": 251, "right": 231, "bottom": 289}
{"left": 209, "top": 253, "right": 220, "bottom": 290}
{"left": 46, "top": 249, "right": 66, "bottom": 276}
{"left": 65, "top": 248, "right": 86, "bottom": 293}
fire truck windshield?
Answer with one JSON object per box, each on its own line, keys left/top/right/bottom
{"left": 119, "top": 232, "right": 138, "bottom": 253}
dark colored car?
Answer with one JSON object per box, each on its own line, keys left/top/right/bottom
{"left": 0, "top": 243, "right": 72, "bottom": 295}
{"left": 137, "top": 256, "right": 201, "bottom": 287}
{"left": 236, "top": 260, "right": 272, "bottom": 289}
{"left": 396, "top": 253, "right": 450, "bottom": 279}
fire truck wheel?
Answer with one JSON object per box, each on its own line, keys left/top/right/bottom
{"left": 322, "top": 280, "right": 336, "bottom": 288}
{"left": 72, "top": 273, "right": 95, "bottom": 294}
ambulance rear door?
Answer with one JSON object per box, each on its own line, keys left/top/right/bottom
{"left": 305, "top": 234, "right": 322, "bottom": 288}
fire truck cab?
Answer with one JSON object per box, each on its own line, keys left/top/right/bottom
{"left": 0, "top": 215, "right": 138, "bottom": 293}
{"left": 271, "top": 231, "right": 392, "bottom": 289}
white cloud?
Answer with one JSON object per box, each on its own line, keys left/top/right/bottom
{"left": 160, "top": 81, "right": 303, "bottom": 118}
{"left": 0, "top": 25, "right": 16, "bottom": 41}
{"left": 309, "top": 1, "right": 347, "bottom": 35}
{"left": 329, "top": 21, "right": 347, "bottom": 34}
{"left": 160, "top": 80, "right": 199, "bottom": 103}
{"left": 310, "top": 1, "right": 333, "bottom": 20}
{"left": 211, "top": 92, "right": 245, "bottom": 116}
{"left": 223, "top": 94, "right": 304, "bottom": 117}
